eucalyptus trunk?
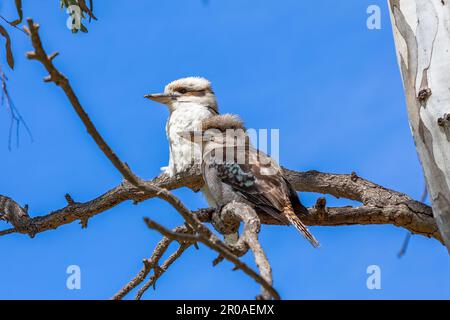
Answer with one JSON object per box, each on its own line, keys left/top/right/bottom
{"left": 388, "top": 0, "right": 450, "bottom": 251}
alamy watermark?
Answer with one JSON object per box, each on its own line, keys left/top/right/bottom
{"left": 180, "top": 128, "right": 281, "bottom": 175}
{"left": 66, "top": 265, "right": 81, "bottom": 290}
{"left": 66, "top": 4, "right": 82, "bottom": 32}
{"left": 367, "top": 5, "right": 382, "bottom": 30}
{"left": 366, "top": 265, "right": 381, "bottom": 290}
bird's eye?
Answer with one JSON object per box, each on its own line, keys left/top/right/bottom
{"left": 178, "top": 88, "right": 187, "bottom": 94}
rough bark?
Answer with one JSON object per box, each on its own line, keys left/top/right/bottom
{"left": 388, "top": 0, "right": 450, "bottom": 251}
{"left": 0, "top": 168, "right": 442, "bottom": 243}
{"left": 216, "top": 202, "right": 273, "bottom": 300}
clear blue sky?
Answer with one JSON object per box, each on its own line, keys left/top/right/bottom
{"left": 0, "top": 0, "right": 449, "bottom": 299}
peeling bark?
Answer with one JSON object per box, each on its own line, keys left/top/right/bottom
{"left": 389, "top": 0, "right": 450, "bottom": 251}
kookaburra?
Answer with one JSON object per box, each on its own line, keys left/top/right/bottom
{"left": 179, "top": 114, "right": 319, "bottom": 248}
{"left": 145, "top": 77, "right": 218, "bottom": 177}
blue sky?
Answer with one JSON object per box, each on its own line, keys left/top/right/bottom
{"left": 0, "top": 0, "right": 449, "bottom": 299}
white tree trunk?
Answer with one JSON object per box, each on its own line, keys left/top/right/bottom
{"left": 388, "top": 0, "right": 450, "bottom": 251}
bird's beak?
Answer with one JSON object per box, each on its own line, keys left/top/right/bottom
{"left": 178, "top": 131, "right": 204, "bottom": 143}
{"left": 144, "top": 93, "right": 175, "bottom": 105}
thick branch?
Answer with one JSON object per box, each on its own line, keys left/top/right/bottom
{"left": 0, "top": 169, "right": 201, "bottom": 236}
{"left": 285, "top": 169, "right": 414, "bottom": 206}
{"left": 220, "top": 202, "right": 273, "bottom": 300}
{"left": 0, "top": 168, "right": 439, "bottom": 243}
{"left": 262, "top": 204, "right": 440, "bottom": 242}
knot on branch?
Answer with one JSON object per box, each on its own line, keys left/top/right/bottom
{"left": 314, "top": 197, "right": 327, "bottom": 219}
{"left": 65, "top": 193, "right": 76, "bottom": 206}
{"left": 63, "top": 194, "right": 89, "bottom": 228}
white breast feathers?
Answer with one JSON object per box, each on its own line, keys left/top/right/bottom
{"left": 163, "top": 105, "right": 216, "bottom": 176}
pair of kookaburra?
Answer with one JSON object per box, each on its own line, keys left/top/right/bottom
{"left": 145, "top": 77, "right": 319, "bottom": 248}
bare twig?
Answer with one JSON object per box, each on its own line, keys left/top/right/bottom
{"left": 24, "top": 19, "right": 139, "bottom": 185}
{"left": 397, "top": 233, "right": 412, "bottom": 258}
{"left": 144, "top": 217, "right": 281, "bottom": 300}
{"left": 0, "top": 25, "right": 14, "bottom": 68}
{"left": 135, "top": 242, "right": 191, "bottom": 300}
{"left": 112, "top": 225, "right": 192, "bottom": 300}
{"left": 2, "top": 0, "right": 23, "bottom": 27}
{"left": 1, "top": 66, "right": 33, "bottom": 149}
{"left": 0, "top": 16, "right": 27, "bottom": 35}
{"left": 398, "top": 185, "right": 429, "bottom": 258}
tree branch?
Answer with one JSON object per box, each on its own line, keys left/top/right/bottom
{"left": 24, "top": 19, "right": 139, "bottom": 186}
{"left": 112, "top": 225, "right": 193, "bottom": 300}
{"left": 134, "top": 242, "right": 191, "bottom": 300}
{"left": 143, "top": 217, "right": 280, "bottom": 300}
{"left": 0, "top": 168, "right": 440, "bottom": 243}
{"left": 21, "top": 18, "right": 282, "bottom": 299}
{"left": 220, "top": 202, "right": 273, "bottom": 300}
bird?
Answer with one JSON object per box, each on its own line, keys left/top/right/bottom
{"left": 179, "top": 114, "right": 319, "bottom": 248}
{"left": 145, "top": 77, "right": 219, "bottom": 177}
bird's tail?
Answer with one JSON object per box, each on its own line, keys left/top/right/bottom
{"left": 283, "top": 205, "right": 319, "bottom": 248}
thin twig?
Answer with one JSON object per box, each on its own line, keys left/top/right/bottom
{"left": 112, "top": 225, "right": 191, "bottom": 300}
{"left": 398, "top": 185, "right": 429, "bottom": 258}
{"left": 398, "top": 232, "right": 412, "bottom": 258}
{"left": 0, "top": 66, "right": 33, "bottom": 150}
{"left": 0, "top": 15, "right": 27, "bottom": 35}
{"left": 135, "top": 242, "right": 191, "bottom": 300}
{"left": 24, "top": 19, "right": 138, "bottom": 184}
{"left": 144, "top": 217, "right": 280, "bottom": 300}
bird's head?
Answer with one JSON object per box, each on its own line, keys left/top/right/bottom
{"left": 178, "top": 114, "right": 247, "bottom": 148}
{"left": 145, "top": 77, "right": 218, "bottom": 113}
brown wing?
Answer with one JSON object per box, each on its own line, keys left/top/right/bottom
{"left": 211, "top": 146, "right": 292, "bottom": 224}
